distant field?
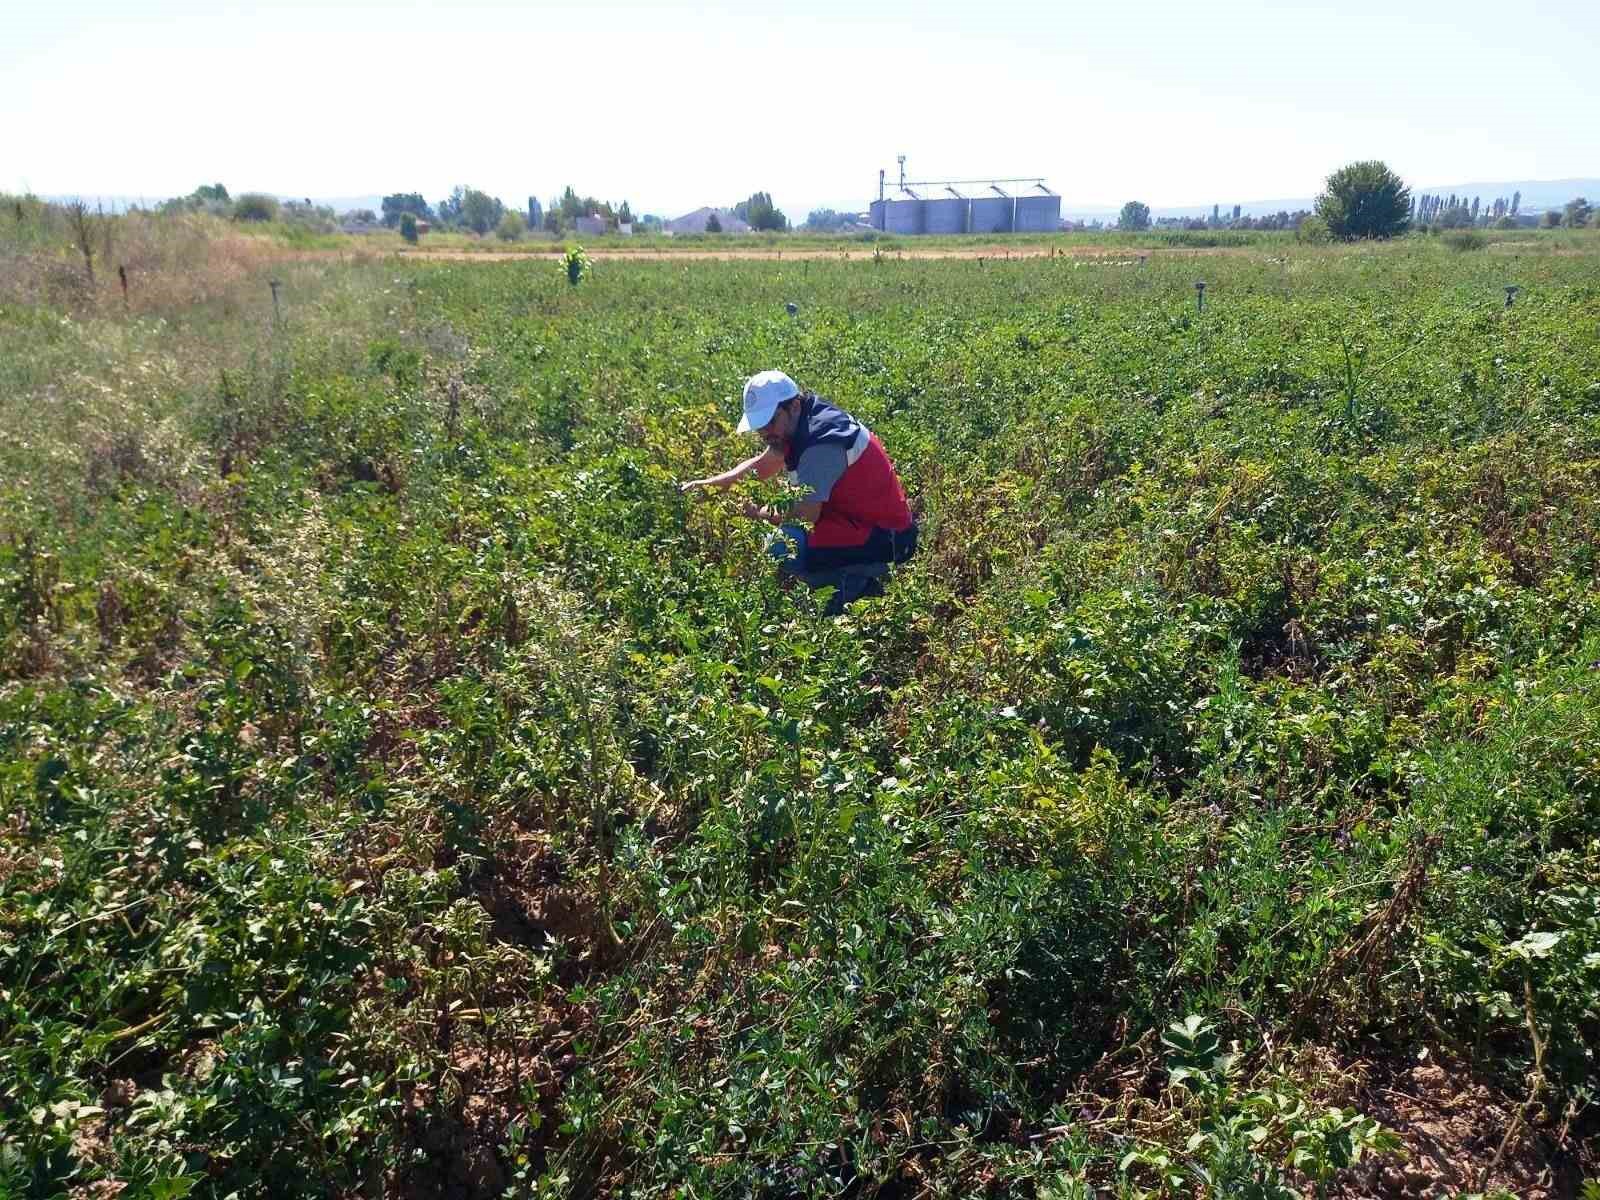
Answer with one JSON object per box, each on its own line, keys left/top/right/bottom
{"left": 3, "top": 206, "right": 1599, "bottom": 1198}
{"left": 390, "top": 227, "right": 1279, "bottom": 255}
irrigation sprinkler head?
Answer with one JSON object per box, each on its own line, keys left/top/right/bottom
{"left": 1503, "top": 285, "right": 1520, "bottom": 309}
{"left": 785, "top": 302, "right": 798, "bottom": 317}
{"left": 1195, "top": 280, "right": 1207, "bottom": 312}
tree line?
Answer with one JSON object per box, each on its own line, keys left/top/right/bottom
{"left": 378, "top": 187, "right": 790, "bottom": 239}
{"left": 1413, "top": 191, "right": 1592, "bottom": 230}
{"left": 1116, "top": 163, "right": 1596, "bottom": 241}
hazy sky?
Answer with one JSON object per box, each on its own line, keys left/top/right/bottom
{"left": 8, "top": 0, "right": 1596, "bottom": 217}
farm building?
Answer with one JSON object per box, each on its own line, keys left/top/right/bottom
{"left": 665, "top": 207, "right": 751, "bottom": 234}
{"left": 868, "top": 156, "right": 1061, "bottom": 234}
{"left": 574, "top": 214, "right": 608, "bottom": 236}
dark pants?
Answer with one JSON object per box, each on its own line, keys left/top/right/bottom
{"left": 766, "top": 522, "right": 918, "bottom": 614}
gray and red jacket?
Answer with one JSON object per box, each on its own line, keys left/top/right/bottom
{"left": 783, "top": 394, "right": 913, "bottom": 550}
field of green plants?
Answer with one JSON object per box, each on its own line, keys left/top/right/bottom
{"left": 3, "top": 218, "right": 1599, "bottom": 1198}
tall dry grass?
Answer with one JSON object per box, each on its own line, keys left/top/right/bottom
{"left": 0, "top": 196, "right": 377, "bottom": 315}
{"left": 0, "top": 198, "right": 396, "bottom": 574}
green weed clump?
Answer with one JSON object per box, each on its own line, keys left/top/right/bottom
{"left": 2, "top": 229, "right": 1599, "bottom": 1197}
{"left": 1443, "top": 229, "right": 1488, "bottom": 252}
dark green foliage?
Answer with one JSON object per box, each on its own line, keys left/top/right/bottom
{"left": 399, "top": 212, "right": 418, "bottom": 243}
{"left": 461, "top": 188, "right": 504, "bottom": 235}
{"left": 1119, "top": 200, "right": 1151, "bottom": 231}
{"left": 232, "top": 193, "right": 279, "bottom": 222}
{"left": 805, "top": 208, "right": 849, "bottom": 231}
{"left": 437, "top": 185, "right": 504, "bottom": 234}
{"left": 1315, "top": 160, "right": 1412, "bottom": 240}
{"left": 735, "top": 191, "right": 788, "bottom": 232}
{"left": 1296, "top": 215, "right": 1331, "bottom": 243}
{"left": 497, "top": 210, "right": 527, "bottom": 241}
{"left": 381, "top": 191, "right": 433, "bottom": 228}
{"left": 1442, "top": 228, "right": 1486, "bottom": 252}
{"left": 547, "top": 186, "right": 615, "bottom": 234}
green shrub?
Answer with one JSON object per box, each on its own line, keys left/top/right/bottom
{"left": 1294, "top": 215, "right": 1331, "bottom": 243}
{"left": 495, "top": 210, "right": 526, "bottom": 241}
{"left": 561, "top": 243, "right": 590, "bottom": 285}
{"left": 232, "top": 193, "right": 279, "bottom": 222}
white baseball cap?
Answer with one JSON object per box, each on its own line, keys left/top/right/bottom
{"left": 738, "top": 370, "right": 800, "bottom": 433}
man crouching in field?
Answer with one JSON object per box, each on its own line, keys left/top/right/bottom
{"left": 679, "top": 370, "right": 918, "bottom": 614}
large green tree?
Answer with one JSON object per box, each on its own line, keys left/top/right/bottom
{"left": 1117, "top": 201, "right": 1151, "bottom": 231}
{"left": 460, "top": 189, "right": 504, "bottom": 235}
{"left": 1315, "top": 161, "right": 1412, "bottom": 240}
{"left": 547, "top": 186, "right": 614, "bottom": 233}
{"left": 435, "top": 186, "right": 504, "bottom": 233}
{"left": 805, "top": 208, "right": 847, "bottom": 231}
{"left": 381, "top": 193, "right": 433, "bottom": 228}
{"left": 735, "top": 191, "right": 788, "bottom": 232}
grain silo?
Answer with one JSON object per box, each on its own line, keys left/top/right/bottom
{"left": 923, "top": 188, "right": 970, "bottom": 234}
{"left": 1014, "top": 186, "right": 1061, "bottom": 232}
{"left": 871, "top": 157, "right": 1059, "bottom": 234}
{"left": 882, "top": 191, "right": 924, "bottom": 234}
{"left": 969, "top": 188, "right": 1014, "bottom": 234}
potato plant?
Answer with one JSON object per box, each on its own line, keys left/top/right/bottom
{"left": 2, "top": 230, "right": 1599, "bottom": 1197}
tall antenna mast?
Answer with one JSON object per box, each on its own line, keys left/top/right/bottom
{"left": 897, "top": 155, "right": 907, "bottom": 192}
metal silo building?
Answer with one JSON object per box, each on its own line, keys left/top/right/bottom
{"left": 883, "top": 193, "right": 925, "bottom": 234}
{"left": 870, "top": 158, "right": 1059, "bottom": 234}
{"left": 923, "top": 188, "right": 970, "bottom": 234}
{"left": 1014, "top": 187, "right": 1061, "bottom": 232}
{"left": 968, "top": 188, "right": 1014, "bottom": 234}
